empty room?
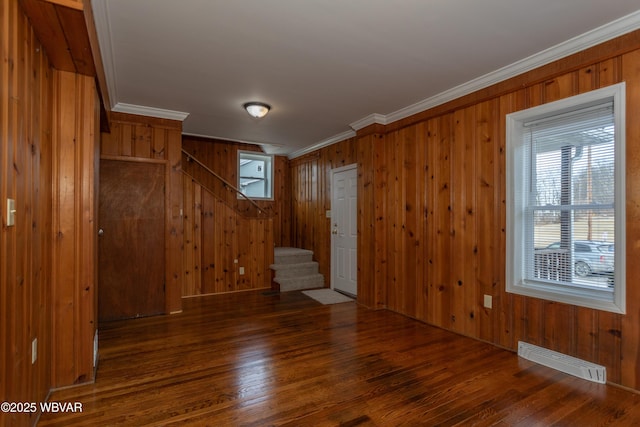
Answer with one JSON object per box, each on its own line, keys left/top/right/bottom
{"left": 3, "top": 0, "right": 640, "bottom": 425}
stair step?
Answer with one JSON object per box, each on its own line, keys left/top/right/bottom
{"left": 274, "top": 274, "right": 325, "bottom": 292}
{"left": 269, "top": 261, "right": 319, "bottom": 278}
{"left": 274, "top": 247, "right": 314, "bottom": 265}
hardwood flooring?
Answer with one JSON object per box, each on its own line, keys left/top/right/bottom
{"left": 39, "top": 290, "right": 640, "bottom": 426}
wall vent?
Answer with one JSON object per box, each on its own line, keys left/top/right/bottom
{"left": 518, "top": 341, "right": 606, "bottom": 384}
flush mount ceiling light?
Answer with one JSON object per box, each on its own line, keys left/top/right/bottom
{"left": 243, "top": 102, "right": 271, "bottom": 119}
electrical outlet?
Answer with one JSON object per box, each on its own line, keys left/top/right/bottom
{"left": 239, "top": 266, "right": 245, "bottom": 275}
{"left": 32, "top": 338, "right": 38, "bottom": 364}
{"left": 483, "top": 294, "right": 493, "bottom": 309}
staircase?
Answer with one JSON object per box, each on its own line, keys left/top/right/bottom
{"left": 270, "top": 247, "right": 324, "bottom": 292}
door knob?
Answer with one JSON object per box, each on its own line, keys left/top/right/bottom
{"left": 98, "top": 228, "right": 104, "bottom": 236}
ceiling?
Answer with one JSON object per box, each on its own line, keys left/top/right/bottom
{"left": 91, "top": 0, "right": 640, "bottom": 157}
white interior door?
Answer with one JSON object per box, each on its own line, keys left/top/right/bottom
{"left": 331, "top": 165, "right": 358, "bottom": 296}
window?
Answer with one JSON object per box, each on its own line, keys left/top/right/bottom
{"left": 238, "top": 151, "right": 273, "bottom": 199}
{"left": 506, "top": 83, "right": 625, "bottom": 313}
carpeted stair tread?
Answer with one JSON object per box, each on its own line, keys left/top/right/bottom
{"left": 274, "top": 247, "right": 314, "bottom": 265}
{"left": 271, "top": 247, "right": 325, "bottom": 292}
{"left": 274, "top": 247, "right": 314, "bottom": 257}
{"left": 269, "top": 261, "right": 319, "bottom": 278}
{"left": 274, "top": 274, "right": 325, "bottom": 292}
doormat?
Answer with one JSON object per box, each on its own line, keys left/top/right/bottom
{"left": 302, "top": 289, "right": 354, "bottom": 305}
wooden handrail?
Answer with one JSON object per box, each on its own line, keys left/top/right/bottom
{"left": 181, "top": 149, "right": 266, "bottom": 215}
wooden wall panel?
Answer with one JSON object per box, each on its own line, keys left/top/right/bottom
{"left": 289, "top": 32, "right": 640, "bottom": 391}
{"left": 182, "top": 176, "right": 274, "bottom": 296}
{"left": 289, "top": 139, "right": 359, "bottom": 288}
{"left": 51, "top": 69, "right": 98, "bottom": 388}
{"left": 1, "top": 2, "right": 53, "bottom": 425}
{"left": 100, "top": 111, "right": 183, "bottom": 314}
{"left": 180, "top": 135, "right": 288, "bottom": 298}
{"left": 101, "top": 113, "right": 176, "bottom": 160}
{"left": 620, "top": 48, "right": 640, "bottom": 390}
{"left": 182, "top": 136, "right": 289, "bottom": 246}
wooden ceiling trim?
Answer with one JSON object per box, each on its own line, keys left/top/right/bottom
{"left": 56, "top": 4, "right": 95, "bottom": 75}
{"left": 44, "top": 0, "right": 83, "bottom": 11}
{"left": 20, "top": 0, "right": 76, "bottom": 71}
{"left": 20, "top": 0, "right": 111, "bottom": 130}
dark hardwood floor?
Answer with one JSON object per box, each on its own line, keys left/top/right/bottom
{"left": 39, "top": 290, "right": 640, "bottom": 426}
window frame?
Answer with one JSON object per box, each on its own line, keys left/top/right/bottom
{"left": 237, "top": 150, "right": 274, "bottom": 200}
{"left": 505, "top": 83, "right": 626, "bottom": 314}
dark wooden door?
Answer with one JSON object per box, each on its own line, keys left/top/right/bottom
{"left": 98, "top": 160, "right": 165, "bottom": 322}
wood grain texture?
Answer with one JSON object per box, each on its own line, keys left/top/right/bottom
{"left": 39, "top": 291, "right": 640, "bottom": 426}
{"left": 182, "top": 136, "right": 290, "bottom": 230}
{"left": 180, "top": 136, "right": 289, "bottom": 298}
{"left": 290, "top": 138, "right": 359, "bottom": 289}
{"left": 620, "top": 49, "right": 640, "bottom": 390}
{"left": 98, "top": 160, "right": 165, "bottom": 321}
{"left": 19, "top": 0, "right": 94, "bottom": 75}
{"left": 182, "top": 175, "right": 274, "bottom": 296}
{"left": 1, "top": 2, "right": 54, "bottom": 425}
{"left": 50, "top": 69, "right": 98, "bottom": 388}
{"left": 289, "top": 38, "right": 640, "bottom": 390}
{"left": 100, "top": 111, "right": 184, "bottom": 314}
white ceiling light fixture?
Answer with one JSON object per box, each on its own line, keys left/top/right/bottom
{"left": 243, "top": 102, "right": 271, "bottom": 119}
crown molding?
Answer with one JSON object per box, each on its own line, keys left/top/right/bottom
{"left": 366, "top": 10, "right": 640, "bottom": 128}
{"left": 91, "top": 0, "right": 118, "bottom": 108}
{"left": 92, "top": 1, "right": 640, "bottom": 156}
{"left": 288, "top": 130, "right": 356, "bottom": 159}
{"left": 112, "top": 103, "right": 190, "bottom": 122}
{"left": 349, "top": 113, "right": 387, "bottom": 131}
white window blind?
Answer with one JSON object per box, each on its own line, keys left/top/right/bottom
{"left": 506, "top": 82, "right": 625, "bottom": 313}
{"left": 522, "top": 102, "right": 615, "bottom": 288}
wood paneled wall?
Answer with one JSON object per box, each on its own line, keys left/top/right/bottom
{"left": 181, "top": 136, "right": 289, "bottom": 297}
{"left": 290, "top": 32, "right": 640, "bottom": 390}
{"left": 290, "top": 140, "right": 358, "bottom": 292}
{"left": 182, "top": 179, "right": 274, "bottom": 296}
{"left": 100, "top": 112, "right": 183, "bottom": 313}
{"left": 1, "top": 2, "right": 53, "bottom": 424}
{"left": 50, "top": 70, "right": 99, "bottom": 388}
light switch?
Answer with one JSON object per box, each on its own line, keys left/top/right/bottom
{"left": 483, "top": 294, "right": 493, "bottom": 309}
{"left": 7, "top": 198, "right": 15, "bottom": 227}
{"left": 32, "top": 338, "right": 37, "bottom": 364}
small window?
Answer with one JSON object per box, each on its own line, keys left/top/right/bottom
{"left": 506, "top": 83, "right": 625, "bottom": 313}
{"left": 238, "top": 151, "right": 273, "bottom": 200}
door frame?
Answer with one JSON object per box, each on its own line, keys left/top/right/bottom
{"left": 330, "top": 163, "right": 358, "bottom": 296}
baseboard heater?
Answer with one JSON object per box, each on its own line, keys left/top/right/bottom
{"left": 518, "top": 341, "right": 606, "bottom": 384}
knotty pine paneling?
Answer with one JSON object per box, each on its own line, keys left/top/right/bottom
{"left": 289, "top": 33, "right": 640, "bottom": 391}
{"left": 182, "top": 135, "right": 290, "bottom": 247}
{"left": 1, "top": 2, "right": 53, "bottom": 425}
{"left": 101, "top": 112, "right": 177, "bottom": 160}
{"left": 182, "top": 177, "right": 274, "bottom": 296}
{"left": 51, "top": 69, "right": 99, "bottom": 388}
{"left": 100, "top": 111, "right": 183, "bottom": 314}
{"left": 620, "top": 49, "right": 640, "bottom": 389}
{"left": 181, "top": 136, "right": 283, "bottom": 297}
{"left": 290, "top": 138, "right": 359, "bottom": 289}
